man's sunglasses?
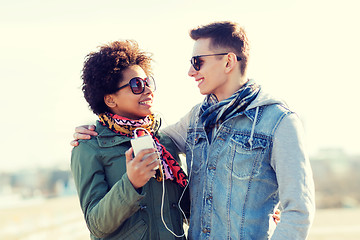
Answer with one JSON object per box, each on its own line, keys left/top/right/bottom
{"left": 190, "top": 53, "right": 242, "bottom": 71}
{"left": 115, "top": 76, "right": 156, "bottom": 94}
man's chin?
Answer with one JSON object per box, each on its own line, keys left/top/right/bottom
{"left": 199, "top": 88, "right": 210, "bottom": 96}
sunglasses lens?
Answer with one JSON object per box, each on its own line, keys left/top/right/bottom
{"left": 191, "top": 57, "right": 200, "bottom": 71}
{"left": 130, "top": 78, "right": 144, "bottom": 94}
{"left": 146, "top": 76, "right": 156, "bottom": 91}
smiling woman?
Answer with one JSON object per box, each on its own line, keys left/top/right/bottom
{"left": 103, "top": 65, "right": 155, "bottom": 119}
{"left": 70, "top": 40, "right": 189, "bottom": 239}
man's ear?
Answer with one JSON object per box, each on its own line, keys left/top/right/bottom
{"left": 104, "top": 94, "right": 116, "bottom": 108}
{"left": 224, "top": 53, "right": 238, "bottom": 73}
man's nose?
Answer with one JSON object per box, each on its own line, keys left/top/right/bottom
{"left": 188, "top": 65, "right": 197, "bottom": 77}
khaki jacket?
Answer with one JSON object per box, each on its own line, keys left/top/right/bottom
{"left": 71, "top": 121, "right": 188, "bottom": 239}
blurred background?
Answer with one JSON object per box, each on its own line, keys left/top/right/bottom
{"left": 1, "top": 0, "right": 359, "bottom": 239}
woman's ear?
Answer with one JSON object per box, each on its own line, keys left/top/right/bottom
{"left": 104, "top": 94, "right": 116, "bottom": 108}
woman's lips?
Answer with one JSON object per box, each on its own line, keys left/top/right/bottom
{"left": 139, "top": 98, "right": 153, "bottom": 106}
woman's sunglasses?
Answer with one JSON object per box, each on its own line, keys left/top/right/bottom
{"left": 115, "top": 76, "right": 156, "bottom": 94}
{"left": 190, "top": 53, "right": 242, "bottom": 71}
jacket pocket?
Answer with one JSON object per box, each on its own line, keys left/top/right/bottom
{"left": 115, "top": 219, "right": 147, "bottom": 240}
{"left": 227, "top": 133, "right": 268, "bottom": 179}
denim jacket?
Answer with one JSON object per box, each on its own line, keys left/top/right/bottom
{"left": 163, "top": 88, "right": 315, "bottom": 240}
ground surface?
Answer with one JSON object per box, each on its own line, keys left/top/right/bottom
{"left": 1, "top": 196, "right": 359, "bottom": 239}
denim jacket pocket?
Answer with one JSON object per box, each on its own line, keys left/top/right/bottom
{"left": 186, "top": 131, "right": 207, "bottom": 174}
{"left": 228, "top": 133, "right": 268, "bottom": 179}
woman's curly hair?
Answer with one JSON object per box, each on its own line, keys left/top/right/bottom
{"left": 81, "top": 40, "right": 153, "bottom": 115}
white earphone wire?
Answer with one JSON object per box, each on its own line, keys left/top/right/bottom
{"left": 154, "top": 110, "right": 199, "bottom": 238}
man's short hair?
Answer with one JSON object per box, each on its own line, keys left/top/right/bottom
{"left": 190, "top": 21, "right": 249, "bottom": 75}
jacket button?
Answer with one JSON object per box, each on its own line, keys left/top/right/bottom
{"left": 202, "top": 228, "right": 210, "bottom": 233}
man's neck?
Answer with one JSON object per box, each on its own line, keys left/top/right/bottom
{"left": 215, "top": 76, "right": 248, "bottom": 102}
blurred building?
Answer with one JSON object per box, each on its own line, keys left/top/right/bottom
{"left": 311, "top": 148, "right": 360, "bottom": 208}
{"left": 1, "top": 148, "right": 359, "bottom": 209}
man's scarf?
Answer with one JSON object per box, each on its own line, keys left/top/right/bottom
{"left": 200, "top": 80, "right": 260, "bottom": 140}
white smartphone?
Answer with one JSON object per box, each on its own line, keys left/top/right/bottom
{"left": 131, "top": 134, "right": 159, "bottom": 170}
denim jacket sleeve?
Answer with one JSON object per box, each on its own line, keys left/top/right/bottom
{"left": 270, "top": 113, "right": 316, "bottom": 240}
{"left": 71, "top": 141, "right": 145, "bottom": 238}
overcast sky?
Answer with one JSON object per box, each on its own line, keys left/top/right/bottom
{"left": 1, "top": 0, "right": 359, "bottom": 171}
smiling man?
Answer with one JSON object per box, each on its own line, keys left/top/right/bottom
{"left": 162, "top": 21, "right": 315, "bottom": 239}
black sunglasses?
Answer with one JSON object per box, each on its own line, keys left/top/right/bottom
{"left": 115, "top": 76, "right": 156, "bottom": 94}
{"left": 190, "top": 53, "right": 242, "bottom": 71}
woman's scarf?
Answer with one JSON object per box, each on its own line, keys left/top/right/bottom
{"left": 99, "top": 113, "right": 188, "bottom": 188}
{"left": 200, "top": 80, "right": 260, "bottom": 140}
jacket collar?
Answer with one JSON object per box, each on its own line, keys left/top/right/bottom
{"left": 244, "top": 106, "right": 263, "bottom": 124}
{"left": 95, "top": 121, "right": 131, "bottom": 148}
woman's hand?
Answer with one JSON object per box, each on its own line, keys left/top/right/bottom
{"left": 70, "top": 125, "right": 98, "bottom": 146}
{"left": 125, "top": 148, "right": 160, "bottom": 189}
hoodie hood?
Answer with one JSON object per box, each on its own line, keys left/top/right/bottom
{"left": 246, "top": 87, "right": 288, "bottom": 110}
{"left": 244, "top": 86, "right": 288, "bottom": 149}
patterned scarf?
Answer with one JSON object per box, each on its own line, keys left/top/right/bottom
{"left": 99, "top": 112, "right": 188, "bottom": 188}
{"left": 200, "top": 80, "right": 260, "bottom": 141}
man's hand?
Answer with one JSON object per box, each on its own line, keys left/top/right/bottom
{"left": 70, "top": 125, "right": 98, "bottom": 146}
{"left": 125, "top": 148, "right": 159, "bottom": 189}
{"left": 273, "top": 209, "right": 281, "bottom": 225}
